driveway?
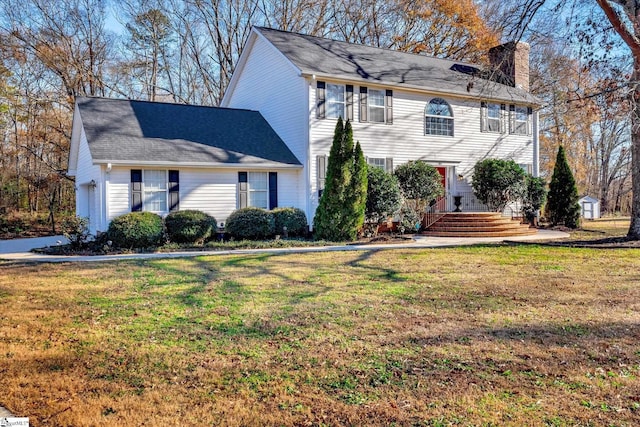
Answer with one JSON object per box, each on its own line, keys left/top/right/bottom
{"left": 0, "top": 230, "right": 570, "bottom": 263}
{"left": 0, "top": 235, "right": 68, "bottom": 254}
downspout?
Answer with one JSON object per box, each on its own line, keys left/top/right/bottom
{"left": 103, "top": 164, "right": 110, "bottom": 234}
{"left": 306, "top": 77, "right": 313, "bottom": 229}
{"left": 533, "top": 110, "right": 540, "bottom": 177}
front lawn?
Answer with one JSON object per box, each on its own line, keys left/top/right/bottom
{"left": 1, "top": 245, "right": 639, "bottom": 426}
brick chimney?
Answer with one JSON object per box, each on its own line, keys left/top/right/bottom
{"left": 488, "top": 41, "right": 530, "bottom": 92}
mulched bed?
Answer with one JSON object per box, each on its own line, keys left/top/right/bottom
{"left": 349, "top": 234, "right": 415, "bottom": 245}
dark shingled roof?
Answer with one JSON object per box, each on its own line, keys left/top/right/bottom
{"left": 76, "top": 97, "right": 302, "bottom": 167}
{"left": 255, "top": 27, "right": 539, "bottom": 105}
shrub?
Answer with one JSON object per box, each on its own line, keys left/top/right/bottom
{"left": 313, "top": 119, "right": 366, "bottom": 241}
{"left": 271, "top": 207, "right": 308, "bottom": 237}
{"left": 547, "top": 145, "right": 581, "bottom": 228}
{"left": 62, "top": 216, "right": 91, "bottom": 249}
{"left": 365, "top": 165, "right": 402, "bottom": 235}
{"left": 522, "top": 175, "right": 547, "bottom": 224}
{"left": 165, "top": 210, "right": 217, "bottom": 243}
{"left": 225, "top": 207, "right": 275, "bottom": 240}
{"left": 394, "top": 160, "right": 444, "bottom": 230}
{"left": 472, "top": 159, "right": 526, "bottom": 212}
{"left": 398, "top": 204, "right": 421, "bottom": 235}
{"left": 107, "top": 212, "right": 164, "bottom": 249}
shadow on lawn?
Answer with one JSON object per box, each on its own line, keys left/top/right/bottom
{"left": 348, "top": 249, "right": 408, "bottom": 282}
{"left": 403, "top": 320, "right": 640, "bottom": 353}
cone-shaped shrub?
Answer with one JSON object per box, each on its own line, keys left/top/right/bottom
{"left": 313, "top": 118, "right": 367, "bottom": 241}
{"left": 547, "top": 145, "right": 580, "bottom": 228}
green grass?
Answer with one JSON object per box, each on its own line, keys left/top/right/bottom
{"left": 1, "top": 244, "right": 639, "bottom": 426}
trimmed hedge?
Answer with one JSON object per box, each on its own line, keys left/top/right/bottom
{"left": 225, "top": 208, "right": 275, "bottom": 240}
{"left": 165, "top": 210, "right": 217, "bottom": 243}
{"left": 271, "top": 207, "right": 308, "bottom": 237}
{"left": 107, "top": 212, "right": 165, "bottom": 249}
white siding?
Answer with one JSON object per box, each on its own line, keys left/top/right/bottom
{"left": 107, "top": 167, "right": 131, "bottom": 221}
{"left": 105, "top": 167, "right": 303, "bottom": 227}
{"left": 273, "top": 169, "right": 300, "bottom": 208}
{"left": 75, "top": 127, "right": 103, "bottom": 234}
{"left": 180, "top": 168, "right": 237, "bottom": 223}
{"left": 225, "top": 36, "right": 308, "bottom": 163}
{"left": 309, "top": 83, "right": 535, "bottom": 216}
{"left": 224, "top": 35, "right": 309, "bottom": 216}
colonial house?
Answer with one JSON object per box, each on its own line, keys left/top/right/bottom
{"left": 68, "top": 26, "right": 540, "bottom": 235}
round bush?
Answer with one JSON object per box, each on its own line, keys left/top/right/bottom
{"left": 107, "top": 212, "right": 165, "bottom": 249}
{"left": 225, "top": 207, "right": 275, "bottom": 240}
{"left": 271, "top": 207, "right": 308, "bottom": 237}
{"left": 165, "top": 210, "right": 217, "bottom": 243}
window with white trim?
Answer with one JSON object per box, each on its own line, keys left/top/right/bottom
{"left": 326, "top": 84, "right": 345, "bottom": 119}
{"left": 513, "top": 106, "right": 529, "bottom": 135}
{"left": 143, "top": 170, "right": 167, "bottom": 212}
{"left": 425, "top": 98, "right": 454, "bottom": 136}
{"left": 368, "top": 89, "right": 385, "bottom": 123}
{"left": 367, "top": 157, "right": 386, "bottom": 169}
{"left": 518, "top": 163, "right": 532, "bottom": 174}
{"left": 487, "top": 103, "right": 501, "bottom": 132}
{"left": 248, "top": 172, "right": 268, "bottom": 209}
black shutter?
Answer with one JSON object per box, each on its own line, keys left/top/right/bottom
{"left": 317, "top": 155, "right": 327, "bottom": 198}
{"left": 359, "top": 86, "right": 368, "bottom": 122}
{"left": 168, "top": 170, "right": 179, "bottom": 212}
{"left": 346, "top": 85, "right": 354, "bottom": 121}
{"left": 527, "top": 106, "right": 533, "bottom": 135}
{"left": 385, "top": 89, "right": 393, "bottom": 124}
{"left": 131, "top": 169, "right": 142, "bottom": 212}
{"left": 238, "top": 172, "right": 248, "bottom": 208}
{"left": 480, "top": 101, "right": 487, "bottom": 132}
{"left": 269, "top": 172, "right": 278, "bottom": 209}
{"left": 316, "top": 81, "right": 326, "bottom": 119}
{"left": 509, "top": 104, "right": 515, "bottom": 134}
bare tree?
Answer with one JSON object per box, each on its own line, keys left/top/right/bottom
{"left": 594, "top": 0, "right": 640, "bottom": 237}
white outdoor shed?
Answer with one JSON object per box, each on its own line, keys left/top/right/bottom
{"left": 579, "top": 196, "right": 601, "bottom": 219}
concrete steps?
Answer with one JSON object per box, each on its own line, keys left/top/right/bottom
{"left": 422, "top": 212, "right": 536, "bottom": 237}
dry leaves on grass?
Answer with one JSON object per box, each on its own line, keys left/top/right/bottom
{"left": 0, "top": 246, "right": 639, "bottom": 426}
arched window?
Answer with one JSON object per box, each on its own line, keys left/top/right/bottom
{"left": 425, "top": 98, "right": 454, "bottom": 136}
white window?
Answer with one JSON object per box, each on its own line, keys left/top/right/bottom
{"left": 425, "top": 98, "right": 454, "bottom": 136}
{"left": 367, "top": 157, "right": 386, "bottom": 169}
{"left": 368, "top": 89, "right": 385, "bottom": 123}
{"left": 518, "top": 163, "right": 532, "bottom": 174}
{"left": 143, "top": 170, "right": 167, "bottom": 212}
{"left": 487, "top": 103, "right": 501, "bottom": 132}
{"left": 513, "top": 106, "right": 529, "bottom": 135}
{"left": 326, "top": 84, "right": 345, "bottom": 119}
{"left": 248, "top": 172, "right": 268, "bottom": 209}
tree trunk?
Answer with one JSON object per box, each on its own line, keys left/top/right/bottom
{"left": 629, "top": 61, "right": 640, "bottom": 238}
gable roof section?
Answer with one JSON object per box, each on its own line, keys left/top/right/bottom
{"left": 75, "top": 97, "right": 302, "bottom": 168}
{"left": 254, "top": 27, "right": 539, "bottom": 105}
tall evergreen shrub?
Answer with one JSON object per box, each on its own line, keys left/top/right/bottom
{"left": 313, "top": 118, "right": 367, "bottom": 241}
{"left": 546, "top": 145, "right": 581, "bottom": 228}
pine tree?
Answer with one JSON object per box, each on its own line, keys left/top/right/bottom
{"left": 313, "top": 119, "right": 366, "bottom": 241}
{"left": 546, "top": 145, "right": 581, "bottom": 228}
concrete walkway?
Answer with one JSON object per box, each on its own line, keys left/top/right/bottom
{"left": 0, "top": 235, "right": 68, "bottom": 254}
{"left": 0, "top": 230, "right": 570, "bottom": 263}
